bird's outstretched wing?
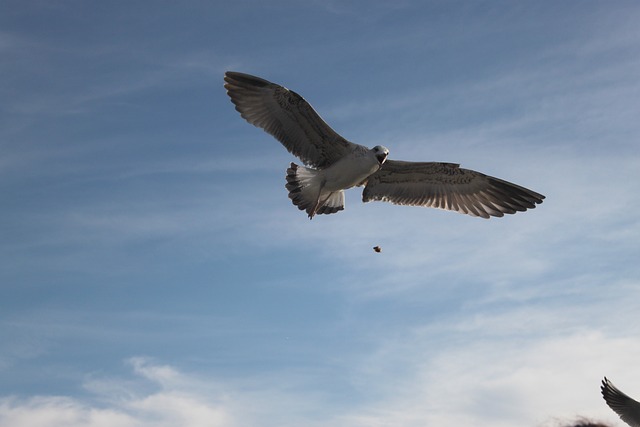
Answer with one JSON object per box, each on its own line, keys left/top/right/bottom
{"left": 602, "top": 377, "right": 640, "bottom": 427}
{"left": 362, "top": 160, "right": 545, "bottom": 218}
{"left": 224, "top": 72, "right": 365, "bottom": 169}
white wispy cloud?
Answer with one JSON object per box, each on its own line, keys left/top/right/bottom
{"left": 318, "top": 291, "right": 640, "bottom": 426}
{"left": 2, "top": 305, "right": 637, "bottom": 427}
{"left": 0, "top": 358, "right": 231, "bottom": 427}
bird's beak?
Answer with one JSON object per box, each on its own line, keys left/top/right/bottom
{"left": 376, "top": 153, "right": 388, "bottom": 164}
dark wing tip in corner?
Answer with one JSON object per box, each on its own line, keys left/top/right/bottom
{"left": 224, "top": 71, "right": 272, "bottom": 88}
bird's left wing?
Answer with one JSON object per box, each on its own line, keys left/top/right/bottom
{"left": 602, "top": 377, "right": 640, "bottom": 427}
{"left": 224, "top": 72, "right": 364, "bottom": 169}
{"left": 362, "top": 160, "right": 544, "bottom": 218}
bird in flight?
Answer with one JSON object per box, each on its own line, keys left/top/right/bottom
{"left": 601, "top": 377, "right": 640, "bottom": 427}
{"left": 224, "top": 72, "right": 544, "bottom": 219}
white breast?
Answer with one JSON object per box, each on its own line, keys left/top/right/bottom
{"left": 322, "top": 150, "right": 380, "bottom": 191}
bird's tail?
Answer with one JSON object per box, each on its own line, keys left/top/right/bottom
{"left": 285, "top": 163, "right": 344, "bottom": 219}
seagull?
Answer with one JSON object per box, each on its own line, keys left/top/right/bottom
{"left": 224, "top": 71, "right": 545, "bottom": 219}
{"left": 601, "top": 377, "right": 640, "bottom": 427}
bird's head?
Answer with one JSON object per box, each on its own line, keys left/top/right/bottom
{"left": 372, "top": 145, "right": 389, "bottom": 164}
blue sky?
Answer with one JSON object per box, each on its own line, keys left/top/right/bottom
{"left": 1, "top": 1, "right": 640, "bottom": 426}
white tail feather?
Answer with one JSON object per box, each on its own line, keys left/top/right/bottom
{"left": 285, "top": 163, "right": 344, "bottom": 219}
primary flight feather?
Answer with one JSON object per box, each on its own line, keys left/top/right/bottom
{"left": 224, "top": 71, "right": 544, "bottom": 219}
{"left": 601, "top": 377, "right": 640, "bottom": 427}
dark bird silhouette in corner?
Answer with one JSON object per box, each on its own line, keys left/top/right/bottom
{"left": 602, "top": 377, "right": 640, "bottom": 427}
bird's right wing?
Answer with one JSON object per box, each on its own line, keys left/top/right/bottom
{"left": 362, "top": 160, "right": 544, "bottom": 218}
{"left": 602, "top": 377, "right": 640, "bottom": 427}
{"left": 224, "top": 72, "right": 365, "bottom": 169}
